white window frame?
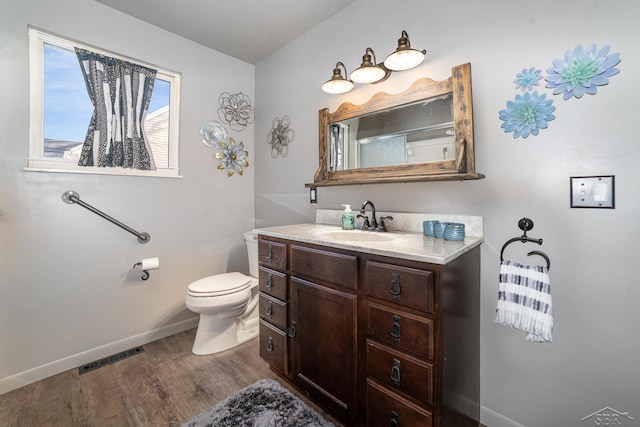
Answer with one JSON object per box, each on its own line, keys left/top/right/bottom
{"left": 27, "top": 27, "right": 182, "bottom": 178}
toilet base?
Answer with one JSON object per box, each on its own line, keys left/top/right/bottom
{"left": 191, "top": 300, "right": 259, "bottom": 355}
{"left": 237, "top": 314, "right": 259, "bottom": 345}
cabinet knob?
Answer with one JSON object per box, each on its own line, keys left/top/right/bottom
{"left": 266, "top": 336, "right": 274, "bottom": 352}
{"left": 266, "top": 274, "right": 273, "bottom": 289}
{"left": 391, "top": 358, "right": 401, "bottom": 386}
{"left": 390, "top": 273, "right": 401, "bottom": 300}
{"left": 266, "top": 301, "right": 273, "bottom": 317}
{"left": 389, "top": 411, "right": 399, "bottom": 427}
{"left": 390, "top": 315, "right": 401, "bottom": 343}
{"left": 266, "top": 245, "right": 272, "bottom": 261}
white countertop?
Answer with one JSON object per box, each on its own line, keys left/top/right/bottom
{"left": 254, "top": 223, "right": 483, "bottom": 265}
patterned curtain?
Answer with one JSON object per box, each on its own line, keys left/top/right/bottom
{"left": 75, "top": 48, "right": 157, "bottom": 170}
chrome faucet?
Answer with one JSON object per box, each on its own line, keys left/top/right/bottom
{"left": 359, "top": 200, "right": 377, "bottom": 231}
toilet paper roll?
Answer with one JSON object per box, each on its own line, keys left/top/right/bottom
{"left": 140, "top": 257, "right": 160, "bottom": 270}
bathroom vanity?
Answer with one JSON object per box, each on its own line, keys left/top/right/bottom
{"left": 257, "top": 213, "right": 481, "bottom": 427}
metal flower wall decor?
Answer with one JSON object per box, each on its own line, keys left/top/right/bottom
{"left": 499, "top": 43, "right": 621, "bottom": 139}
{"left": 200, "top": 120, "right": 249, "bottom": 177}
{"left": 218, "top": 92, "right": 255, "bottom": 131}
{"left": 267, "top": 116, "right": 295, "bottom": 158}
{"left": 200, "top": 120, "right": 228, "bottom": 149}
{"left": 214, "top": 137, "right": 249, "bottom": 177}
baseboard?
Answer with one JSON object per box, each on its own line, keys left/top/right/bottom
{"left": 481, "top": 405, "right": 528, "bottom": 427}
{"left": 0, "top": 317, "right": 199, "bottom": 395}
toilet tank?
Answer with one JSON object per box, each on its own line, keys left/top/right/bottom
{"left": 243, "top": 230, "right": 259, "bottom": 278}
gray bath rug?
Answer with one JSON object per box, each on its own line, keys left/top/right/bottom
{"left": 182, "top": 378, "right": 336, "bottom": 427}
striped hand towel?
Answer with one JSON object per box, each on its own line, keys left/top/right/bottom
{"left": 495, "top": 260, "right": 553, "bottom": 342}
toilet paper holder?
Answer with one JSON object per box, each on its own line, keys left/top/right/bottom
{"left": 132, "top": 257, "right": 159, "bottom": 281}
{"left": 133, "top": 262, "right": 150, "bottom": 280}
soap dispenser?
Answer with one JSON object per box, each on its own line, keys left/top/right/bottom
{"left": 342, "top": 204, "right": 355, "bottom": 230}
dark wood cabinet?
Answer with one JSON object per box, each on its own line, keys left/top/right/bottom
{"left": 290, "top": 277, "right": 358, "bottom": 422}
{"left": 257, "top": 235, "right": 480, "bottom": 427}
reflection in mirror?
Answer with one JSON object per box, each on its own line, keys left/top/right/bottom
{"left": 310, "top": 63, "right": 484, "bottom": 187}
{"left": 329, "top": 94, "right": 454, "bottom": 170}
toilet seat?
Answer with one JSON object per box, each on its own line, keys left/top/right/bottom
{"left": 187, "top": 272, "right": 252, "bottom": 297}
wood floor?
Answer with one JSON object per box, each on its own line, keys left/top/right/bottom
{"left": 0, "top": 328, "right": 343, "bottom": 427}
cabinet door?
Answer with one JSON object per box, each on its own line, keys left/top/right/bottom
{"left": 290, "top": 276, "right": 358, "bottom": 423}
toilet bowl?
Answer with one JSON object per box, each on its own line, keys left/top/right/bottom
{"left": 185, "top": 230, "right": 260, "bottom": 355}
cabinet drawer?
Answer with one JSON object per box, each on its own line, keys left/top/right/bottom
{"left": 366, "top": 378, "right": 432, "bottom": 427}
{"left": 258, "top": 239, "right": 286, "bottom": 271}
{"left": 290, "top": 244, "right": 358, "bottom": 291}
{"left": 259, "top": 320, "right": 287, "bottom": 375}
{"left": 259, "top": 267, "right": 287, "bottom": 301}
{"left": 367, "top": 339, "right": 433, "bottom": 406}
{"left": 259, "top": 294, "right": 287, "bottom": 330}
{"left": 365, "top": 261, "right": 434, "bottom": 313}
{"left": 367, "top": 302, "right": 434, "bottom": 361}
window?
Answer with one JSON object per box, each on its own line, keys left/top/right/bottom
{"left": 28, "top": 27, "right": 181, "bottom": 177}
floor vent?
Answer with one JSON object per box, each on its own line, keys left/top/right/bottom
{"left": 79, "top": 346, "right": 145, "bottom": 375}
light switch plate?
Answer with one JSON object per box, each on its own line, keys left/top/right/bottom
{"left": 570, "top": 175, "right": 615, "bottom": 208}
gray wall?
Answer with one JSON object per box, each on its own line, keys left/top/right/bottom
{"left": 254, "top": 1, "right": 640, "bottom": 426}
{"left": 0, "top": 0, "right": 255, "bottom": 392}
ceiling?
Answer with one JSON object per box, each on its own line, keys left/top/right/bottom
{"left": 95, "top": 0, "right": 356, "bottom": 64}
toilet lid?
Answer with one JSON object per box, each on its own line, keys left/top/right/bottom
{"left": 188, "top": 272, "right": 252, "bottom": 297}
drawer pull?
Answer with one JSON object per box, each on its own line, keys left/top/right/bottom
{"left": 391, "top": 358, "right": 401, "bottom": 386}
{"left": 288, "top": 321, "right": 297, "bottom": 338}
{"left": 266, "top": 274, "right": 273, "bottom": 289}
{"left": 390, "top": 315, "right": 401, "bottom": 343}
{"left": 390, "top": 273, "right": 401, "bottom": 300}
{"left": 266, "top": 301, "right": 273, "bottom": 317}
{"left": 266, "top": 336, "right": 274, "bottom": 352}
{"left": 266, "top": 245, "right": 272, "bottom": 261}
{"left": 389, "top": 411, "right": 399, "bottom": 427}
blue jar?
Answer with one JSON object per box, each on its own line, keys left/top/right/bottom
{"left": 423, "top": 220, "right": 437, "bottom": 236}
{"left": 433, "top": 221, "right": 450, "bottom": 238}
{"left": 444, "top": 223, "right": 465, "bottom": 241}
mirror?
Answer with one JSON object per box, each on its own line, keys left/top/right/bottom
{"left": 309, "top": 63, "right": 484, "bottom": 187}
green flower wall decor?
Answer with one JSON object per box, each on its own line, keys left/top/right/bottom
{"left": 499, "top": 43, "right": 621, "bottom": 139}
{"left": 545, "top": 44, "right": 621, "bottom": 100}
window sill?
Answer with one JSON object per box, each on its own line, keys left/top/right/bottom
{"left": 24, "top": 165, "right": 182, "bottom": 179}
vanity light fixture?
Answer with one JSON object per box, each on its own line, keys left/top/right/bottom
{"left": 321, "top": 62, "right": 354, "bottom": 94}
{"left": 383, "top": 30, "right": 427, "bottom": 71}
{"left": 350, "top": 48, "right": 390, "bottom": 84}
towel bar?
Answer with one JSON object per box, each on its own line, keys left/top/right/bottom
{"left": 62, "top": 191, "right": 150, "bottom": 244}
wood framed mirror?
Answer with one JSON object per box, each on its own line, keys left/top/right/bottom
{"left": 308, "top": 63, "right": 484, "bottom": 187}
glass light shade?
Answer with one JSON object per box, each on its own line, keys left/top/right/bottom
{"left": 350, "top": 65, "right": 386, "bottom": 84}
{"left": 350, "top": 47, "right": 387, "bottom": 84}
{"left": 384, "top": 31, "right": 426, "bottom": 71}
{"left": 384, "top": 49, "right": 426, "bottom": 71}
{"left": 322, "top": 62, "right": 354, "bottom": 94}
{"left": 322, "top": 78, "right": 354, "bottom": 94}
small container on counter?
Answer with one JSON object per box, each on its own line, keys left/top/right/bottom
{"left": 423, "top": 220, "right": 438, "bottom": 237}
{"left": 433, "top": 221, "right": 450, "bottom": 238}
{"left": 444, "top": 223, "right": 465, "bottom": 241}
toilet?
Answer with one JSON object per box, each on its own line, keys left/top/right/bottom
{"left": 185, "top": 230, "right": 260, "bottom": 355}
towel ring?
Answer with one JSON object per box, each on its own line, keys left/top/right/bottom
{"left": 500, "top": 217, "right": 550, "bottom": 270}
{"left": 526, "top": 250, "right": 551, "bottom": 270}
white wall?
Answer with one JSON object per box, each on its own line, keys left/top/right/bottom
{"left": 0, "top": 0, "right": 255, "bottom": 392}
{"left": 255, "top": 0, "right": 640, "bottom": 426}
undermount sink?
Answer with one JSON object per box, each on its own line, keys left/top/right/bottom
{"left": 311, "top": 229, "right": 394, "bottom": 243}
